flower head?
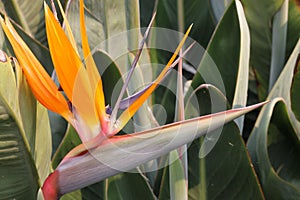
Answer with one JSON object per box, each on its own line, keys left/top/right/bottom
{"left": 1, "top": 0, "right": 192, "bottom": 198}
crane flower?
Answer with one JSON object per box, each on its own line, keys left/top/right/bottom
{"left": 1, "top": 0, "right": 192, "bottom": 198}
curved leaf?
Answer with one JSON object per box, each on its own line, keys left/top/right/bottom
{"left": 0, "top": 52, "right": 40, "bottom": 198}
{"left": 268, "top": 38, "right": 300, "bottom": 132}
{"left": 232, "top": 0, "right": 250, "bottom": 133}
{"left": 247, "top": 39, "right": 300, "bottom": 199}
{"left": 0, "top": 104, "right": 39, "bottom": 199}
{"left": 247, "top": 99, "right": 300, "bottom": 199}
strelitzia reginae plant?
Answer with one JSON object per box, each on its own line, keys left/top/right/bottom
{"left": 0, "top": 0, "right": 267, "bottom": 199}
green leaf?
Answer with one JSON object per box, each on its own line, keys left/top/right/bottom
{"left": 107, "top": 172, "right": 156, "bottom": 200}
{"left": 268, "top": 38, "right": 300, "bottom": 132}
{"left": 61, "top": 190, "right": 82, "bottom": 200}
{"left": 158, "top": 166, "right": 171, "bottom": 200}
{"left": 169, "top": 150, "right": 187, "bottom": 200}
{"left": 0, "top": 21, "right": 12, "bottom": 54}
{"left": 0, "top": 104, "right": 39, "bottom": 199}
{"left": 49, "top": 111, "right": 68, "bottom": 156}
{"left": 247, "top": 39, "right": 300, "bottom": 199}
{"left": 0, "top": 52, "right": 40, "bottom": 198}
{"left": 247, "top": 99, "right": 300, "bottom": 199}
{"left": 231, "top": 0, "right": 251, "bottom": 133}
{"left": 188, "top": 122, "right": 264, "bottom": 199}
{"left": 34, "top": 103, "right": 52, "bottom": 184}
{"left": 81, "top": 182, "right": 106, "bottom": 200}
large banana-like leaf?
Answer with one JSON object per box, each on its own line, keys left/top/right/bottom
{"left": 247, "top": 39, "right": 300, "bottom": 199}
{"left": 0, "top": 103, "right": 38, "bottom": 199}
{"left": 0, "top": 51, "right": 52, "bottom": 198}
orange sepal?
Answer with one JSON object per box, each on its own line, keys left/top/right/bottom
{"left": 44, "top": 4, "right": 82, "bottom": 102}
{"left": 79, "top": 0, "right": 107, "bottom": 130}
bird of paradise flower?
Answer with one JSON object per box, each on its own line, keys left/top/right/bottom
{"left": 0, "top": 0, "right": 267, "bottom": 199}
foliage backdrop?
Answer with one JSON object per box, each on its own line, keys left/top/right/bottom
{"left": 0, "top": 0, "right": 299, "bottom": 199}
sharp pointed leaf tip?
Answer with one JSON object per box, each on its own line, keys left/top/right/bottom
{"left": 45, "top": 3, "right": 83, "bottom": 102}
